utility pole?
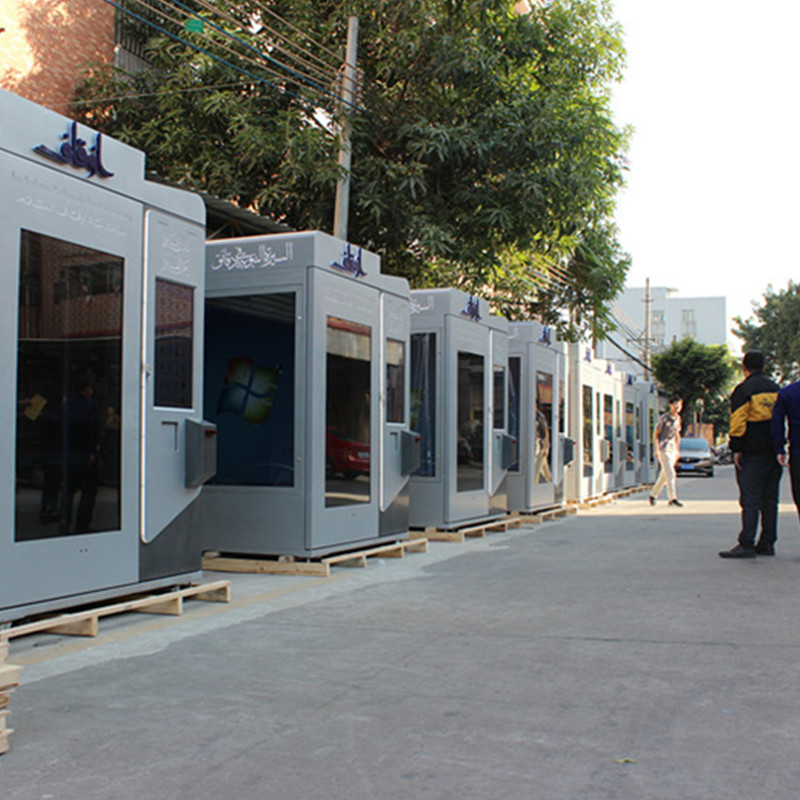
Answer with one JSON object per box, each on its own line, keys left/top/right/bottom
{"left": 643, "top": 278, "right": 652, "bottom": 371}
{"left": 333, "top": 16, "right": 358, "bottom": 241}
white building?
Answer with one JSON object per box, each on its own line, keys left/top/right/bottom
{"left": 596, "top": 286, "right": 727, "bottom": 372}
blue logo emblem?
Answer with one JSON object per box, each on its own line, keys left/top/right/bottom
{"left": 460, "top": 296, "right": 482, "bottom": 321}
{"left": 538, "top": 326, "right": 552, "bottom": 346}
{"left": 330, "top": 244, "right": 365, "bottom": 278}
{"left": 34, "top": 121, "right": 114, "bottom": 179}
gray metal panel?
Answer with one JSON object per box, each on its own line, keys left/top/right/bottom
{"left": 0, "top": 150, "right": 142, "bottom": 612}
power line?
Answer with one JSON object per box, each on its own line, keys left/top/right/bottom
{"left": 104, "top": 0, "right": 361, "bottom": 113}
{"left": 62, "top": 80, "right": 251, "bottom": 110}
{"left": 605, "top": 334, "right": 653, "bottom": 374}
{"left": 158, "top": 0, "right": 351, "bottom": 105}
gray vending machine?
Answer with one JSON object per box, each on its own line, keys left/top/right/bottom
{"left": 507, "top": 321, "right": 566, "bottom": 512}
{"left": 198, "top": 231, "right": 418, "bottom": 558}
{"left": 409, "top": 289, "right": 515, "bottom": 530}
{"left": 0, "top": 91, "right": 214, "bottom": 622}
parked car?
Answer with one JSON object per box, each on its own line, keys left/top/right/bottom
{"left": 677, "top": 437, "right": 715, "bottom": 477}
{"left": 326, "top": 427, "right": 370, "bottom": 480}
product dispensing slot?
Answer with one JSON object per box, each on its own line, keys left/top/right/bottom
{"left": 185, "top": 420, "right": 218, "bottom": 488}
{"left": 400, "top": 429, "right": 422, "bottom": 476}
{"left": 561, "top": 435, "right": 576, "bottom": 467}
{"left": 501, "top": 433, "right": 517, "bottom": 470}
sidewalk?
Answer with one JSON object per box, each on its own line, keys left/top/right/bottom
{"left": 3, "top": 466, "right": 800, "bottom": 800}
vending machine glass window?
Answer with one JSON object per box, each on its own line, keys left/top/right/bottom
{"left": 325, "top": 316, "right": 371, "bottom": 507}
{"left": 626, "top": 401, "right": 635, "bottom": 469}
{"left": 507, "top": 356, "right": 521, "bottom": 472}
{"left": 493, "top": 368, "right": 505, "bottom": 430}
{"left": 155, "top": 279, "right": 193, "bottom": 409}
{"left": 410, "top": 332, "right": 436, "bottom": 477}
{"left": 386, "top": 338, "right": 405, "bottom": 424}
{"left": 16, "top": 230, "right": 123, "bottom": 541}
{"left": 603, "top": 393, "right": 614, "bottom": 474}
{"left": 205, "top": 293, "right": 296, "bottom": 487}
{"left": 457, "top": 352, "right": 484, "bottom": 492}
{"left": 649, "top": 407, "right": 656, "bottom": 463}
{"left": 536, "top": 372, "right": 554, "bottom": 484}
{"left": 583, "top": 385, "right": 593, "bottom": 476}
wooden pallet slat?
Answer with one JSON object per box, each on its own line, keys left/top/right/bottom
{"left": 204, "top": 538, "right": 429, "bottom": 578}
{"left": 3, "top": 580, "right": 232, "bottom": 640}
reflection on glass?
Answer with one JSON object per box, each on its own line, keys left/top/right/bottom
{"left": 16, "top": 230, "right": 123, "bottom": 541}
{"left": 625, "top": 401, "right": 635, "bottom": 469}
{"left": 386, "top": 339, "right": 405, "bottom": 424}
{"left": 558, "top": 377, "right": 565, "bottom": 434}
{"left": 205, "top": 293, "right": 295, "bottom": 487}
{"left": 326, "top": 317, "right": 371, "bottom": 507}
{"left": 508, "top": 357, "right": 521, "bottom": 472}
{"left": 457, "top": 352, "right": 484, "bottom": 492}
{"left": 411, "top": 333, "right": 436, "bottom": 477}
{"left": 536, "top": 372, "right": 553, "bottom": 484}
{"left": 155, "top": 279, "right": 193, "bottom": 408}
{"left": 582, "top": 385, "right": 593, "bottom": 477}
{"left": 596, "top": 391, "right": 602, "bottom": 435}
{"left": 603, "top": 393, "right": 614, "bottom": 473}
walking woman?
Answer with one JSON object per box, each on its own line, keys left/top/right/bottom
{"left": 649, "top": 396, "right": 684, "bottom": 507}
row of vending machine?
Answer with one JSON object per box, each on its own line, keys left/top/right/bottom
{"left": 0, "top": 90, "right": 660, "bottom": 622}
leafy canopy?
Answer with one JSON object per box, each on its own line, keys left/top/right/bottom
{"left": 74, "top": 0, "right": 630, "bottom": 338}
{"left": 651, "top": 338, "right": 737, "bottom": 433}
{"left": 733, "top": 281, "right": 800, "bottom": 383}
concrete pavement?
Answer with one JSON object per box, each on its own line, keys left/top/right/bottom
{"left": 3, "top": 465, "right": 800, "bottom": 799}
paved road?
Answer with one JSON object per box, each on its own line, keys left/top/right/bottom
{"left": 4, "top": 466, "right": 800, "bottom": 800}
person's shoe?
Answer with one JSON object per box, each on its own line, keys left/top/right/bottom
{"left": 649, "top": 496, "right": 656, "bottom": 506}
{"left": 755, "top": 543, "right": 775, "bottom": 556}
{"left": 668, "top": 499, "right": 683, "bottom": 507}
{"left": 719, "top": 545, "right": 756, "bottom": 559}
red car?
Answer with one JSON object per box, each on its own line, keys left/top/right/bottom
{"left": 326, "top": 428, "right": 370, "bottom": 480}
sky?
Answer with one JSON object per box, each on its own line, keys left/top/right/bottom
{"left": 608, "top": 0, "right": 800, "bottom": 351}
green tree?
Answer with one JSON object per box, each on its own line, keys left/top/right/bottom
{"left": 651, "top": 338, "right": 736, "bottom": 435}
{"left": 73, "top": 0, "right": 629, "bottom": 339}
{"left": 733, "top": 281, "right": 800, "bottom": 383}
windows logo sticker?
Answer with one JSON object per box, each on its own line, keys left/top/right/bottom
{"left": 217, "top": 357, "right": 281, "bottom": 425}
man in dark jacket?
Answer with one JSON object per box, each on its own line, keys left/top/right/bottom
{"left": 719, "top": 351, "right": 782, "bottom": 558}
{"left": 772, "top": 377, "right": 800, "bottom": 527}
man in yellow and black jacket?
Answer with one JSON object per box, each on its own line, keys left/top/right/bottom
{"left": 719, "top": 351, "right": 782, "bottom": 558}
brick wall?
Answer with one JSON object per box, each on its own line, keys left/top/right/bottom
{"left": 0, "top": 0, "right": 115, "bottom": 113}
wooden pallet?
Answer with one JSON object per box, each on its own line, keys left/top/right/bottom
{"left": 0, "top": 580, "right": 232, "bottom": 641}
{"left": 202, "top": 538, "right": 430, "bottom": 579}
{"left": 0, "top": 655, "right": 20, "bottom": 755}
{"left": 409, "top": 517, "right": 519, "bottom": 543}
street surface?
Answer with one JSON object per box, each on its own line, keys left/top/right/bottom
{"left": 3, "top": 465, "right": 800, "bottom": 800}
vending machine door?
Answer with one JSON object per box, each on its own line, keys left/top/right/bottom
{"left": 141, "top": 209, "right": 206, "bottom": 543}
{"left": 381, "top": 291, "right": 411, "bottom": 512}
{"left": 310, "top": 268, "right": 380, "bottom": 551}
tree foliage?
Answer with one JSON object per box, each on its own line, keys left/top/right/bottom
{"left": 651, "top": 338, "right": 737, "bottom": 433}
{"left": 73, "top": 0, "right": 629, "bottom": 338}
{"left": 732, "top": 281, "right": 800, "bottom": 383}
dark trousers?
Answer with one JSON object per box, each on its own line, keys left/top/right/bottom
{"left": 789, "top": 456, "right": 800, "bottom": 521}
{"left": 736, "top": 452, "right": 782, "bottom": 549}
